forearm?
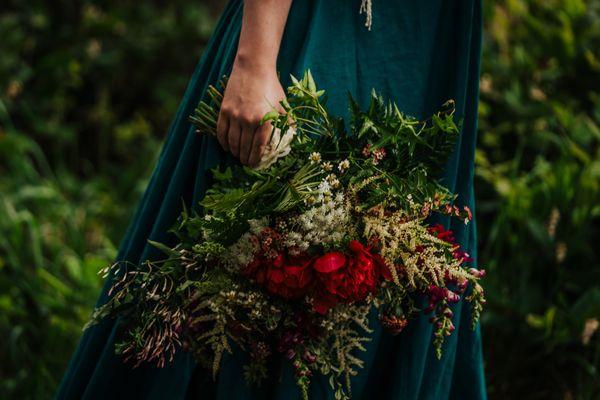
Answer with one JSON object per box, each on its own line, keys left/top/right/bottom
{"left": 234, "top": 0, "right": 293, "bottom": 73}
{"left": 218, "top": 0, "right": 292, "bottom": 166}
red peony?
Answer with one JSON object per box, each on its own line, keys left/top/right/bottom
{"left": 243, "top": 253, "right": 314, "bottom": 299}
{"left": 243, "top": 240, "right": 390, "bottom": 314}
{"left": 312, "top": 240, "right": 385, "bottom": 314}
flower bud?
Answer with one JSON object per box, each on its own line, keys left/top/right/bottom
{"left": 303, "top": 351, "right": 317, "bottom": 364}
{"left": 286, "top": 349, "right": 296, "bottom": 360}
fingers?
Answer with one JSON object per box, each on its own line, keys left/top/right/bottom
{"left": 216, "top": 106, "right": 271, "bottom": 167}
{"left": 216, "top": 110, "right": 230, "bottom": 152}
{"left": 239, "top": 123, "right": 256, "bottom": 166}
{"left": 227, "top": 122, "right": 242, "bottom": 159}
{"left": 248, "top": 123, "right": 271, "bottom": 167}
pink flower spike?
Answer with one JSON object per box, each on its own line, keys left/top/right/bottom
{"left": 468, "top": 268, "right": 486, "bottom": 278}
{"left": 445, "top": 289, "right": 460, "bottom": 303}
{"left": 463, "top": 206, "right": 473, "bottom": 220}
{"left": 361, "top": 144, "right": 371, "bottom": 157}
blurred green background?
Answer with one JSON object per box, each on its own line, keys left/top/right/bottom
{"left": 0, "top": 1, "right": 598, "bottom": 399}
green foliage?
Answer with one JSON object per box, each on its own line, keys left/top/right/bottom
{"left": 0, "top": 1, "right": 224, "bottom": 398}
{"left": 477, "top": 1, "right": 600, "bottom": 399}
{"left": 0, "top": 133, "right": 117, "bottom": 397}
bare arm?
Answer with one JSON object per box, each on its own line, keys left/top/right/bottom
{"left": 216, "top": 0, "right": 293, "bottom": 167}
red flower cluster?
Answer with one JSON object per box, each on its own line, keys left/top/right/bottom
{"left": 361, "top": 144, "right": 387, "bottom": 165}
{"left": 312, "top": 240, "right": 388, "bottom": 314}
{"left": 243, "top": 253, "right": 314, "bottom": 299}
{"left": 242, "top": 240, "right": 391, "bottom": 314}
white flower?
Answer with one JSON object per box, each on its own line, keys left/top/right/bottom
{"left": 228, "top": 232, "right": 260, "bottom": 269}
{"left": 255, "top": 127, "right": 296, "bottom": 170}
{"left": 310, "top": 152, "right": 322, "bottom": 164}
{"left": 305, "top": 195, "right": 317, "bottom": 205}
{"left": 325, "top": 173, "right": 340, "bottom": 189}
{"left": 248, "top": 218, "right": 267, "bottom": 234}
{"left": 318, "top": 180, "right": 332, "bottom": 195}
{"left": 285, "top": 190, "right": 350, "bottom": 247}
{"left": 338, "top": 159, "right": 350, "bottom": 172}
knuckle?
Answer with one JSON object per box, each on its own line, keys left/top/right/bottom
{"left": 220, "top": 105, "right": 233, "bottom": 116}
{"left": 241, "top": 114, "right": 259, "bottom": 126}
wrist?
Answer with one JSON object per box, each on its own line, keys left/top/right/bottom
{"left": 233, "top": 50, "right": 277, "bottom": 75}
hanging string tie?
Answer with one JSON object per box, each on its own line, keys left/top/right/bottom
{"left": 359, "top": 0, "right": 373, "bottom": 30}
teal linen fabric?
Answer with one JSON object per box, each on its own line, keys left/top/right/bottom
{"left": 56, "top": 1, "right": 486, "bottom": 399}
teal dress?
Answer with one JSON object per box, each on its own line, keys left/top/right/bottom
{"left": 57, "top": 1, "right": 486, "bottom": 399}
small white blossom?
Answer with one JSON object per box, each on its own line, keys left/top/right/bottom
{"left": 310, "top": 152, "right": 322, "bottom": 164}
{"left": 326, "top": 173, "right": 340, "bottom": 189}
{"left": 285, "top": 190, "right": 350, "bottom": 247}
{"left": 338, "top": 159, "right": 350, "bottom": 172}
{"left": 306, "top": 195, "right": 317, "bottom": 205}
{"left": 322, "top": 161, "right": 333, "bottom": 171}
{"left": 228, "top": 232, "right": 260, "bottom": 269}
{"left": 318, "top": 180, "right": 332, "bottom": 196}
{"left": 248, "top": 218, "right": 267, "bottom": 235}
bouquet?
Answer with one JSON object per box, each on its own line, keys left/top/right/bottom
{"left": 88, "top": 71, "right": 485, "bottom": 400}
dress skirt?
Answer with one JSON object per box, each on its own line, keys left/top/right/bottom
{"left": 56, "top": 1, "right": 487, "bottom": 399}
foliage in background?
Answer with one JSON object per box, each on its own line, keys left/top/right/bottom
{"left": 0, "top": 0, "right": 598, "bottom": 399}
{"left": 477, "top": 1, "right": 599, "bottom": 399}
{"left": 0, "top": 0, "right": 223, "bottom": 397}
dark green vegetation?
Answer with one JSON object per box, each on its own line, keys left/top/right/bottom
{"left": 478, "top": 2, "right": 599, "bottom": 399}
{"left": 0, "top": 1, "right": 224, "bottom": 397}
{"left": 0, "top": 1, "right": 597, "bottom": 399}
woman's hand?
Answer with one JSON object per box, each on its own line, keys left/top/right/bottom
{"left": 215, "top": 0, "right": 292, "bottom": 167}
{"left": 217, "top": 60, "right": 285, "bottom": 167}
